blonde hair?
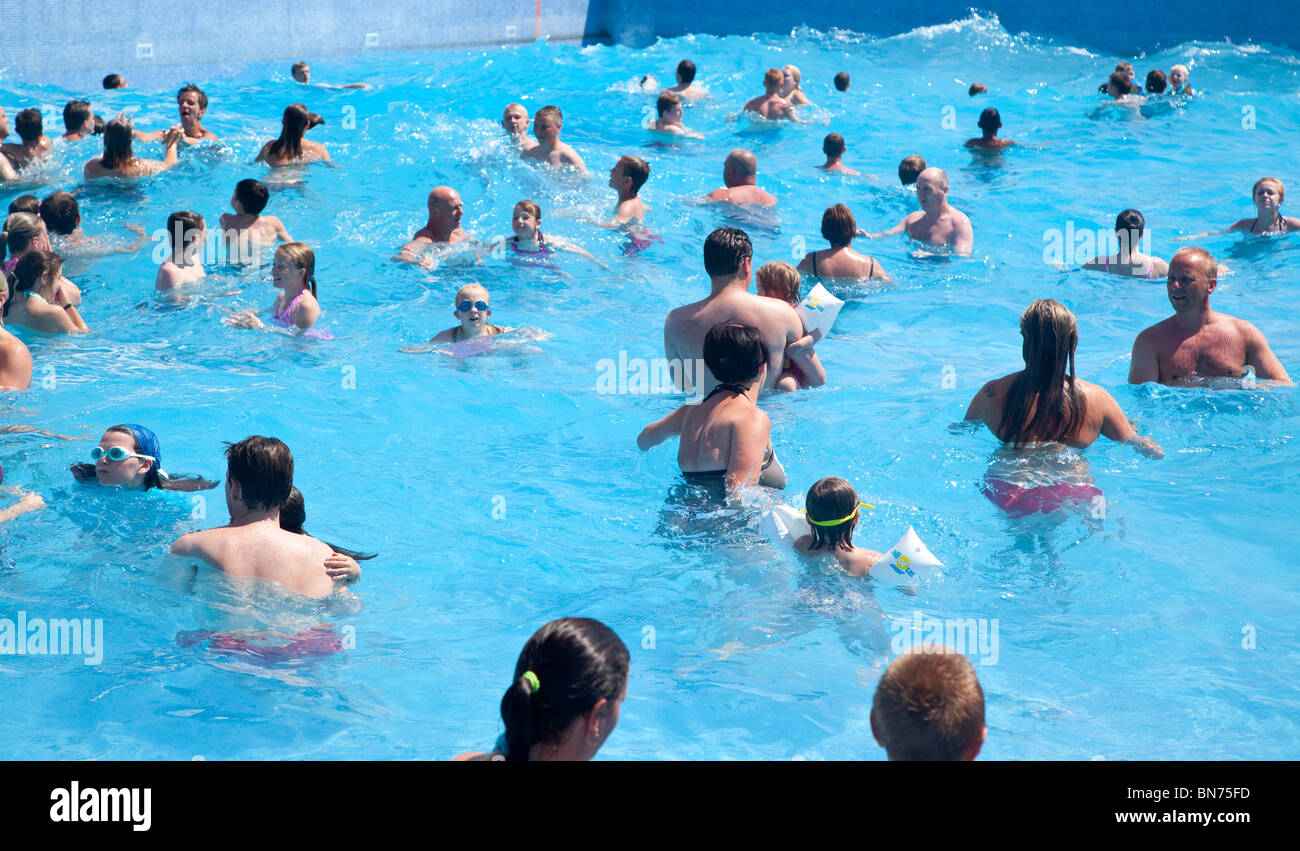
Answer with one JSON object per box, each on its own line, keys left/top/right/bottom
{"left": 783, "top": 64, "right": 802, "bottom": 86}
{"left": 1253, "top": 176, "right": 1285, "bottom": 205}
{"left": 454, "top": 283, "right": 489, "bottom": 305}
{"left": 276, "top": 242, "right": 317, "bottom": 297}
{"left": 756, "top": 261, "right": 800, "bottom": 306}
{"left": 1, "top": 212, "right": 44, "bottom": 264}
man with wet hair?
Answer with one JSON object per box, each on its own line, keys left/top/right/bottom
{"left": 62, "top": 101, "right": 96, "bottom": 141}
{"left": 102, "top": 74, "right": 125, "bottom": 89}
{"left": 134, "top": 83, "right": 218, "bottom": 144}
{"left": 818, "top": 133, "right": 860, "bottom": 175}
{"left": 171, "top": 436, "right": 340, "bottom": 598}
{"left": 666, "top": 59, "right": 707, "bottom": 101}
{"left": 663, "top": 227, "right": 804, "bottom": 393}
{"left": 394, "top": 186, "right": 471, "bottom": 266}
{"left": 1129, "top": 247, "right": 1291, "bottom": 386}
{"left": 968, "top": 82, "right": 988, "bottom": 95}
{"left": 744, "top": 68, "right": 797, "bottom": 120}
{"left": 897, "top": 154, "right": 926, "bottom": 186}
{"left": 0, "top": 107, "right": 53, "bottom": 171}
{"left": 520, "top": 105, "right": 585, "bottom": 170}
{"left": 872, "top": 647, "right": 987, "bottom": 761}
{"left": 1145, "top": 69, "right": 1167, "bottom": 94}
{"left": 865, "top": 166, "right": 972, "bottom": 254}
{"left": 291, "top": 61, "right": 370, "bottom": 89}
{"left": 706, "top": 149, "right": 776, "bottom": 207}
{"left": 834, "top": 71, "right": 850, "bottom": 91}
{"left": 964, "top": 107, "right": 1017, "bottom": 149}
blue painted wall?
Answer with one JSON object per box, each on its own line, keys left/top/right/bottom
{"left": 0, "top": 0, "right": 1295, "bottom": 91}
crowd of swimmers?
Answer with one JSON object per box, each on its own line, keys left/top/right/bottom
{"left": 0, "top": 50, "right": 1293, "bottom": 760}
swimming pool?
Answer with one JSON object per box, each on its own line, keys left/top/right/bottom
{"left": 1, "top": 14, "right": 1297, "bottom": 760}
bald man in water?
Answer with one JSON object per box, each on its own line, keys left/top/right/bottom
{"left": 864, "top": 167, "right": 972, "bottom": 255}
{"left": 706, "top": 149, "right": 777, "bottom": 207}
{"left": 1129, "top": 247, "right": 1291, "bottom": 386}
{"left": 394, "top": 186, "right": 470, "bottom": 265}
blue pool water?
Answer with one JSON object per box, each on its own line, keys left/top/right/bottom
{"left": 1, "top": 14, "right": 1297, "bottom": 759}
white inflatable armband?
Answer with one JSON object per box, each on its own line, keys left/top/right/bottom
{"left": 869, "top": 526, "right": 943, "bottom": 586}
{"left": 797, "top": 283, "right": 844, "bottom": 340}
{"left": 760, "top": 503, "right": 811, "bottom": 547}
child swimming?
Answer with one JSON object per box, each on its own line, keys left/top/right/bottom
{"left": 155, "top": 211, "right": 206, "bottom": 290}
{"left": 255, "top": 104, "right": 329, "bottom": 166}
{"left": 226, "top": 242, "right": 330, "bottom": 336}
{"left": 519, "top": 105, "right": 585, "bottom": 171}
{"left": 755, "top": 261, "right": 826, "bottom": 390}
{"left": 219, "top": 178, "right": 292, "bottom": 262}
{"left": 637, "top": 322, "right": 787, "bottom": 492}
{"left": 429, "top": 283, "right": 508, "bottom": 343}
{"left": 69, "top": 424, "right": 219, "bottom": 491}
{"left": 489, "top": 200, "right": 601, "bottom": 269}
{"left": 793, "top": 477, "right": 883, "bottom": 576}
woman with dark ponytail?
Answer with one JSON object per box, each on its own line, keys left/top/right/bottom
{"left": 280, "top": 485, "right": 372, "bottom": 585}
{"left": 455, "top": 617, "right": 630, "bottom": 761}
{"left": 255, "top": 104, "right": 329, "bottom": 166}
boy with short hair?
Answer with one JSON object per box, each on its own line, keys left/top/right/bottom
{"left": 818, "top": 133, "right": 860, "bottom": 175}
{"left": 608, "top": 156, "right": 650, "bottom": 224}
{"left": 652, "top": 91, "right": 702, "bottom": 139}
{"left": 871, "top": 646, "right": 987, "bottom": 760}
{"left": 429, "top": 283, "right": 508, "bottom": 344}
{"left": 155, "top": 211, "right": 207, "bottom": 290}
{"left": 520, "top": 105, "right": 586, "bottom": 170}
{"left": 219, "top": 178, "right": 291, "bottom": 262}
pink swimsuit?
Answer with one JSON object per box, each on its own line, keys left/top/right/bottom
{"left": 273, "top": 290, "right": 334, "bottom": 340}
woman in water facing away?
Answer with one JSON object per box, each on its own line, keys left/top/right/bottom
{"left": 964, "top": 299, "right": 1162, "bottom": 516}
{"left": 454, "top": 617, "right": 629, "bottom": 761}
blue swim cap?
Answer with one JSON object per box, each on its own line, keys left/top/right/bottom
{"left": 121, "top": 424, "right": 166, "bottom": 479}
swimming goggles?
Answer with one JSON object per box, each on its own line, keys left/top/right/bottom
{"left": 802, "top": 502, "right": 875, "bottom": 526}
{"left": 457, "top": 300, "right": 490, "bottom": 313}
{"left": 91, "top": 446, "right": 155, "bottom": 463}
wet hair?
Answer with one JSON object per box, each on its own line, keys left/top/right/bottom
{"left": 7, "top": 249, "right": 61, "bottom": 317}
{"left": 291, "top": 61, "right": 309, "bottom": 77}
{"left": 756, "top": 261, "right": 800, "bottom": 306}
{"left": 14, "top": 109, "right": 42, "bottom": 145}
{"left": 1, "top": 212, "right": 43, "bottom": 266}
{"left": 177, "top": 83, "right": 208, "bottom": 111}
{"left": 899, "top": 154, "right": 926, "bottom": 185}
{"left": 92, "top": 115, "right": 105, "bottom": 135}
{"left": 834, "top": 71, "right": 850, "bottom": 91}
{"left": 969, "top": 82, "right": 988, "bottom": 95}
{"left": 702, "top": 227, "right": 752, "bottom": 278}
{"left": 166, "top": 211, "right": 205, "bottom": 262}
{"left": 69, "top": 425, "right": 219, "bottom": 491}
{"left": 63, "top": 100, "right": 93, "bottom": 134}
{"left": 872, "top": 647, "right": 985, "bottom": 760}
{"left": 821, "top": 204, "right": 856, "bottom": 247}
{"left": 513, "top": 199, "right": 543, "bottom": 241}
{"left": 100, "top": 116, "right": 134, "bottom": 170}
{"left": 822, "top": 132, "right": 845, "bottom": 158}
{"left": 7, "top": 196, "right": 39, "bottom": 215}
{"left": 1145, "top": 69, "right": 1167, "bottom": 94}
{"left": 805, "top": 477, "right": 859, "bottom": 551}
{"left": 783, "top": 65, "right": 802, "bottom": 87}
{"left": 40, "top": 192, "right": 80, "bottom": 235}
{"left": 281, "top": 486, "right": 377, "bottom": 560}
{"left": 102, "top": 74, "right": 125, "bottom": 89}
{"left": 1253, "top": 176, "right": 1285, "bottom": 205}
{"left": 703, "top": 322, "right": 769, "bottom": 385}
{"left": 656, "top": 91, "right": 681, "bottom": 118}
{"left": 224, "top": 436, "right": 293, "bottom": 510}
{"left": 276, "top": 242, "right": 317, "bottom": 297}
{"left": 534, "top": 105, "right": 562, "bottom": 126}
{"left": 998, "top": 299, "right": 1086, "bottom": 447}
{"left": 1107, "top": 72, "right": 1137, "bottom": 96}
{"left": 267, "top": 103, "right": 324, "bottom": 162}
{"left": 977, "top": 107, "right": 1001, "bottom": 132}
{"left": 617, "top": 155, "right": 650, "bottom": 193}
{"left": 763, "top": 68, "right": 783, "bottom": 89}
{"left": 676, "top": 59, "right": 696, "bottom": 85}
{"left": 499, "top": 617, "right": 629, "bottom": 761}
{"left": 234, "top": 178, "right": 270, "bottom": 215}
{"left": 1115, "top": 209, "right": 1145, "bottom": 252}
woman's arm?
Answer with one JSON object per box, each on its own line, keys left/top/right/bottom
{"left": 726, "top": 411, "right": 772, "bottom": 490}
{"left": 637, "top": 406, "right": 686, "bottom": 451}
{"left": 292, "top": 294, "right": 321, "bottom": 330}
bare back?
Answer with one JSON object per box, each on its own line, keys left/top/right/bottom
{"left": 0, "top": 329, "right": 33, "bottom": 389}
{"left": 968, "top": 373, "right": 1130, "bottom": 449}
{"left": 665, "top": 288, "right": 801, "bottom": 391}
{"left": 173, "top": 523, "right": 336, "bottom": 598}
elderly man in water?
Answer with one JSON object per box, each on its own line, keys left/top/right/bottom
{"left": 394, "top": 186, "right": 471, "bottom": 266}
{"left": 1129, "top": 247, "right": 1291, "bottom": 386}
{"left": 863, "top": 167, "right": 972, "bottom": 255}
{"left": 706, "top": 149, "right": 777, "bottom": 207}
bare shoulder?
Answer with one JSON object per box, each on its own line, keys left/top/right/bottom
{"left": 1228, "top": 218, "right": 1253, "bottom": 231}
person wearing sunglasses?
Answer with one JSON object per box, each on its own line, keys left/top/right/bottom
{"left": 429, "top": 283, "right": 508, "bottom": 344}
{"left": 70, "top": 425, "right": 218, "bottom": 492}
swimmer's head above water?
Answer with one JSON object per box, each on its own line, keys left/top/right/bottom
{"left": 273, "top": 242, "right": 317, "bottom": 297}
{"left": 501, "top": 103, "right": 529, "bottom": 137}
{"left": 872, "top": 647, "right": 986, "bottom": 761}
{"left": 291, "top": 62, "right": 310, "bottom": 84}
{"left": 756, "top": 260, "right": 800, "bottom": 306}
{"left": 834, "top": 71, "right": 850, "bottom": 92}
{"left": 1145, "top": 69, "right": 1167, "bottom": 94}
{"left": 761, "top": 68, "right": 783, "bottom": 95}
{"left": 656, "top": 91, "right": 682, "bottom": 122}
{"left": 676, "top": 60, "right": 696, "bottom": 86}
{"left": 532, "top": 105, "right": 563, "bottom": 143}
{"left": 1252, "top": 176, "right": 1285, "bottom": 214}
{"left": 915, "top": 167, "right": 950, "bottom": 212}
{"left": 1169, "top": 64, "right": 1190, "bottom": 92}
{"left": 703, "top": 321, "right": 769, "bottom": 387}
{"left": 969, "top": 82, "right": 988, "bottom": 96}
{"left": 722, "top": 149, "right": 759, "bottom": 187}
{"left": 821, "top": 203, "right": 857, "bottom": 249}
{"left": 610, "top": 155, "right": 649, "bottom": 197}
{"left": 451, "top": 282, "right": 493, "bottom": 328}
{"left": 426, "top": 186, "right": 464, "bottom": 231}
{"left": 999, "top": 299, "right": 1081, "bottom": 446}
{"left": 804, "top": 477, "right": 866, "bottom": 552}
{"left": 898, "top": 154, "right": 926, "bottom": 186}
{"left": 102, "top": 74, "right": 125, "bottom": 89}
{"left": 780, "top": 65, "right": 802, "bottom": 98}
{"left": 70, "top": 425, "right": 217, "bottom": 492}
{"left": 233, "top": 178, "right": 270, "bottom": 216}
{"left": 165, "top": 210, "right": 206, "bottom": 265}
{"left": 511, "top": 199, "right": 543, "bottom": 242}
{"left": 977, "top": 107, "right": 1001, "bottom": 135}
{"left": 39, "top": 192, "right": 80, "bottom": 235}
